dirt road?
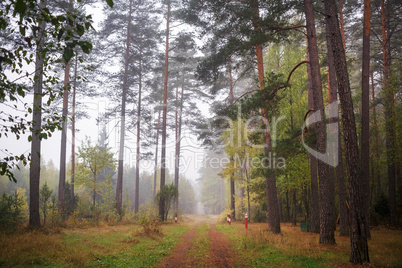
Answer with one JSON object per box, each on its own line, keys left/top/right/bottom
{"left": 157, "top": 215, "right": 241, "bottom": 268}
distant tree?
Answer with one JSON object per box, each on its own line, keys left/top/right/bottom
{"left": 75, "top": 138, "right": 116, "bottom": 207}
{"left": 155, "top": 184, "right": 178, "bottom": 221}
{"left": 40, "top": 181, "right": 53, "bottom": 226}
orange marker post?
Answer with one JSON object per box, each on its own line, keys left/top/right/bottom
{"left": 245, "top": 213, "right": 248, "bottom": 230}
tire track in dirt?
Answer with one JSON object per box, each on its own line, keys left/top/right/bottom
{"left": 206, "top": 223, "right": 239, "bottom": 268}
{"left": 157, "top": 223, "right": 199, "bottom": 268}
{"left": 157, "top": 217, "right": 241, "bottom": 268}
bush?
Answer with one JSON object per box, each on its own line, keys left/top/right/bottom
{"left": 0, "top": 191, "right": 26, "bottom": 229}
{"left": 155, "top": 184, "right": 178, "bottom": 221}
{"left": 136, "top": 204, "right": 161, "bottom": 235}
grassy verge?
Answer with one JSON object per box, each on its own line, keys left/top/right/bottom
{"left": 0, "top": 223, "right": 190, "bottom": 267}
{"left": 216, "top": 222, "right": 402, "bottom": 267}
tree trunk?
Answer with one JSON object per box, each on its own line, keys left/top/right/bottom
{"left": 135, "top": 57, "right": 142, "bottom": 214}
{"left": 381, "top": 0, "right": 396, "bottom": 225}
{"left": 371, "top": 71, "right": 381, "bottom": 198}
{"left": 307, "top": 45, "right": 320, "bottom": 234}
{"left": 153, "top": 108, "right": 161, "bottom": 199}
{"left": 246, "top": 156, "right": 251, "bottom": 222}
{"left": 339, "top": 0, "right": 346, "bottom": 51}
{"left": 59, "top": 56, "right": 70, "bottom": 214}
{"left": 116, "top": 0, "right": 132, "bottom": 215}
{"left": 292, "top": 189, "right": 297, "bottom": 226}
{"left": 305, "top": 0, "right": 335, "bottom": 244}
{"left": 326, "top": 20, "right": 349, "bottom": 237}
{"left": 29, "top": 0, "right": 47, "bottom": 227}
{"left": 58, "top": 0, "right": 75, "bottom": 214}
{"left": 71, "top": 54, "right": 78, "bottom": 206}
{"left": 160, "top": 3, "right": 170, "bottom": 220}
{"left": 324, "top": 0, "right": 369, "bottom": 262}
{"left": 174, "top": 82, "right": 184, "bottom": 213}
{"left": 361, "top": 0, "right": 371, "bottom": 238}
{"left": 228, "top": 57, "right": 236, "bottom": 220}
{"left": 252, "top": 0, "right": 280, "bottom": 234}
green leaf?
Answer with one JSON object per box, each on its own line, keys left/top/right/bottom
{"left": 105, "top": 0, "right": 114, "bottom": 8}
{"left": 28, "top": 135, "right": 32, "bottom": 142}
{"left": 76, "top": 24, "right": 84, "bottom": 36}
{"left": 79, "top": 41, "right": 93, "bottom": 54}
{"left": 14, "top": 0, "right": 27, "bottom": 18}
{"left": 39, "top": 133, "right": 48, "bottom": 140}
{"left": 63, "top": 47, "right": 74, "bottom": 62}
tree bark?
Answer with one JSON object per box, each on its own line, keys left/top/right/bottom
{"left": 324, "top": 0, "right": 369, "bottom": 262}
{"left": 116, "top": 0, "right": 133, "bottom": 215}
{"left": 307, "top": 44, "right": 320, "bottom": 234}
{"left": 29, "top": 0, "right": 47, "bottom": 227}
{"left": 160, "top": 3, "right": 170, "bottom": 220}
{"left": 71, "top": 54, "right": 78, "bottom": 207}
{"left": 135, "top": 57, "right": 142, "bottom": 214}
{"left": 361, "top": 0, "right": 371, "bottom": 238}
{"left": 153, "top": 108, "right": 161, "bottom": 199}
{"left": 305, "top": 0, "right": 335, "bottom": 244}
{"left": 59, "top": 55, "right": 70, "bottom": 214}
{"left": 228, "top": 57, "right": 236, "bottom": 220}
{"left": 371, "top": 71, "right": 381, "bottom": 198}
{"left": 252, "top": 0, "right": 280, "bottom": 234}
{"left": 326, "top": 20, "right": 349, "bottom": 237}
{"left": 381, "top": 0, "right": 396, "bottom": 225}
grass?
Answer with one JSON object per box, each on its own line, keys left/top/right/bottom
{"left": 1, "top": 219, "right": 401, "bottom": 267}
{"left": 216, "top": 222, "right": 402, "bottom": 267}
{"left": 0, "top": 223, "right": 190, "bottom": 267}
{"left": 184, "top": 223, "right": 211, "bottom": 263}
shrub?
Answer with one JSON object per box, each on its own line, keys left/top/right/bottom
{"left": 0, "top": 191, "right": 26, "bottom": 229}
{"left": 136, "top": 204, "right": 161, "bottom": 235}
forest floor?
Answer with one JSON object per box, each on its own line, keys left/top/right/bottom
{"left": 0, "top": 215, "right": 401, "bottom": 267}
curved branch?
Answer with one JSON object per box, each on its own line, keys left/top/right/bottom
{"left": 287, "top": 60, "right": 309, "bottom": 84}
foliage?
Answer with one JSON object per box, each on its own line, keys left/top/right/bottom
{"left": 0, "top": 190, "right": 26, "bottom": 229}
{"left": 136, "top": 203, "right": 161, "bottom": 235}
{"left": 39, "top": 181, "right": 52, "bottom": 226}
{"left": 75, "top": 138, "right": 116, "bottom": 207}
{"left": 99, "top": 176, "right": 119, "bottom": 225}
{"left": 155, "top": 184, "right": 178, "bottom": 221}
{"left": 0, "top": 0, "right": 114, "bottom": 182}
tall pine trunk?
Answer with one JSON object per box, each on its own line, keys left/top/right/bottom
{"left": 153, "top": 108, "right": 161, "bottom": 199}
{"left": 326, "top": 21, "right": 349, "bottom": 237}
{"left": 381, "top": 0, "right": 396, "bottom": 225}
{"left": 71, "top": 55, "right": 78, "bottom": 206}
{"left": 307, "top": 44, "right": 320, "bottom": 234}
{"left": 228, "top": 57, "right": 236, "bottom": 220}
{"left": 252, "top": 0, "right": 280, "bottom": 234}
{"left": 116, "top": 0, "right": 133, "bottom": 215}
{"left": 58, "top": 0, "right": 74, "bottom": 214}
{"left": 160, "top": 3, "right": 170, "bottom": 220}
{"left": 59, "top": 53, "right": 70, "bottom": 213}
{"left": 371, "top": 72, "right": 382, "bottom": 198}
{"left": 135, "top": 57, "right": 142, "bottom": 214}
{"left": 324, "top": 0, "right": 369, "bottom": 262}
{"left": 29, "top": 0, "right": 47, "bottom": 227}
{"left": 304, "top": 0, "right": 335, "bottom": 244}
{"left": 174, "top": 82, "right": 184, "bottom": 213}
{"left": 361, "top": 0, "right": 371, "bottom": 238}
